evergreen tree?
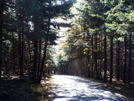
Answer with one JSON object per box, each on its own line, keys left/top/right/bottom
{"left": 0, "top": 0, "right": 74, "bottom": 83}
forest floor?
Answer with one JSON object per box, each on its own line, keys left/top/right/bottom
{"left": 0, "top": 76, "right": 50, "bottom": 101}
{"left": 48, "top": 75, "right": 130, "bottom": 101}
{"left": 87, "top": 78, "right": 134, "bottom": 101}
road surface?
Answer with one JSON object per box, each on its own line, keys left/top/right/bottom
{"left": 49, "top": 75, "right": 129, "bottom": 101}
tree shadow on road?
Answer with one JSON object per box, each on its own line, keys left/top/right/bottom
{"left": 49, "top": 75, "right": 129, "bottom": 101}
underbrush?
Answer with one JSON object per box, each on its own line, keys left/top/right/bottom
{"left": 30, "top": 82, "right": 50, "bottom": 101}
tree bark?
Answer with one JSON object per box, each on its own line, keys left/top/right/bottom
{"left": 110, "top": 34, "right": 113, "bottom": 83}
{"left": 37, "top": 39, "right": 42, "bottom": 78}
{"left": 123, "top": 36, "right": 127, "bottom": 83}
{"left": 95, "top": 33, "right": 98, "bottom": 79}
{"left": 116, "top": 41, "right": 120, "bottom": 81}
{"left": 12, "top": 32, "right": 16, "bottom": 72}
{"left": 104, "top": 33, "right": 107, "bottom": 82}
{"left": 37, "top": 0, "right": 51, "bottom": 84}
{"left": 32, "top": 15, "right": 39, "bottom": 82}
{"left": 128, "top": 33, "right": 132, "bottom": 83}
{"left": 0, "top": 0, "right": 4, "bottom": 79}
{"left": 37, "top": 39, "right": 48, "bottom": 83}
{"left": 32, "top": 40, "right": 38, "bottom": 82}
{"left": 19, "top": 3, "right": 24, "bottom": 77}
{"left": 91, "top": 35, "right": 94, "bottom": 78}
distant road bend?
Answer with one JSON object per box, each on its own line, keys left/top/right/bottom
{"left": 49, "top": 75, "right": 129, "bottom": 101}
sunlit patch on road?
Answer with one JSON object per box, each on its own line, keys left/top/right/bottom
{"left": 49, "top": 75, "right": 129, "bottom": 101}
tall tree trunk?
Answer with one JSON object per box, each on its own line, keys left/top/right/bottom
{"left": 95, "top": 33, "right": 98, "bottom": 79}
{"left": 98, "top": 34, "right": 101, "bottom": 78}
{"left": 128, "top": 33, "right": 132, "bottom": 83}
{"left": 28, "top": 39, "right": 32, "bottom": 75}
{"left": 18, "top": 29, "right": 23, "bottom": 77}
{"left": 0, "top": 0, "right": 4, "bottom": 79}
{"left": 91, "top": 35, "right": 94, "bottom": 78}
{"left": 87, "top": 49, "right": 90, "bottom": 78}
{"left": 12, "top": 32, "right": 16, "bottom": 72}
{"left": 38, "top": 39, "right": 48, "bottom": 83}
{"left": 116, "top": 41, "right": 120, "bottom": 81}
{"left": 32, "top": 40, "right": 38, "bottom": 82}
{"left": 19, "top": 3, "right": 24, "bottom": 77}
{"left": 123, "top": 36, "right": 127, "bottom": 83}
{"left": 110, "top": 34, "right": 113, "bottom": 83}
{"left": 37, "top": 39, "right": 42, "bottom": 78}
{"left": 104, "top": 33, "right": 107, "bottom": 82}
{"left": 90, "top": 35, "right": 94, "bottom": 78}
{"left": 20, "top": 33, "right": 24, "bottom": 77}
{"left": 37, "top": 0, "right": 51, "bottom": 84}
{"left": 32, "top": 16, "right": 39, "bottom": 82}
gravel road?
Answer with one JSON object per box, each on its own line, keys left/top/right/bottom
{"left": 49, "top": 75, "right": 129, "bottom": 101}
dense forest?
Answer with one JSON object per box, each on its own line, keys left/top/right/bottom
{"left": 0, "top": 0, "right": 134, "bottom": 85}
{"left": 0, "top": 0, "right": 74, "bottom": 84}
{"left": 0, "top": 0, "right": 134, "bottom": 100}
{"left": 58, "top": 0, "right": 134, "bottom": 84}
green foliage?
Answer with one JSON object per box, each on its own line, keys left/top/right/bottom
{"left": 105, "top": 0, "right": 134, "bottom": 35}
{"left": 30, "top": 84, "right": 50, "bottom": 101}
{"left": 0, "top": 0, "right": 74, "bottom": 83}
{"left": 58, "top": 0, "right": 134, "bottom": 83}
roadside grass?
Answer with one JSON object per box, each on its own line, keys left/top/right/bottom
{"left": 30, "top": 81, "right": 50, "bottom": 101}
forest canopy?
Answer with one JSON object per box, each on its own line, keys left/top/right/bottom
{"left": 0, "top": 0, "right": 134, "bottom": 84}
{"left": 58, "top": 0, "right": 134, "bottom": 83}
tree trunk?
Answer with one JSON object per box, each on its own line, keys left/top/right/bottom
{"left": 37, "top": 40, "right": 48, "bottom": 83}
{"left": 110, "top": 34, "right": 113, "bottom": 83}
{"left": 18, "top": 29, "right": 23, "bottom": 77}
{"left": 128, "top": 33, "right": 132, "bottom": 83}
{"left": 87, "top": 50, "right": 90, "bottom": 78}
{"left": 37, "top": 0, "right": 51, "bottom": 84}
{"left": 37, "top": 39, "right": 42, "bottom": 78}
{"left": 32, "top": 15, "right": 39, "bottom": 82}
{"left": 0, "top": 0, "right": 4, "bottom": 79}
{"left": 123, "top": 36, "right": 127, "bottom": 83}
{"left": 19, "top": 2, "right": 25, "bottom": 77}
{"left": 32, "top": 40, "right": 38, "bottom": 82}
{"left": 28, "top": 39, "right": 32, "bottom": 75}
{"left": 116, "top": 41, "right": 120, "bottom": 81}
{"left": 104, "top": 33, "right": 107, "bottom": 82}
{"left": 12, "top": 32, "right": 16, "bottom": 72}
{"left": 95, "top": 33, "right": 98, "bottom": 79}
{"left": 20, "top": 32, "right": 24, "bottom": 77}
{"left": 91, "top": 35, "right": 94, "bottom": 78}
